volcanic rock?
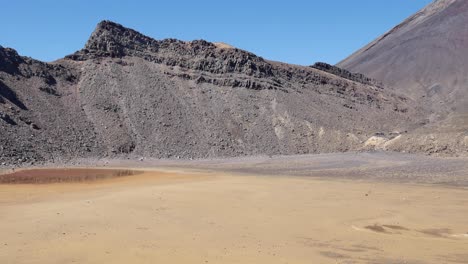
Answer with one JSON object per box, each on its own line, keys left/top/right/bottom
{"left": 0, "top": 20, "right": 427, "bottom": 165}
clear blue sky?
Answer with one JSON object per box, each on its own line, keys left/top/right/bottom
{"left": 1, "top": 0, "right": 433, "bottom": 65}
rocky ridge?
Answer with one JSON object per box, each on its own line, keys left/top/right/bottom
{"left": 0, "top": 21, "right": 427, "bottom": 166}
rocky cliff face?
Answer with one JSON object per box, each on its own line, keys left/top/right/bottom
{"left": 310, "top": 62, "right": 383, "bottom": 88}
{"left": 0, "top": 21, "right": 425, "bottom": 166}
{"left": 68, "top": 21, "right": 274, "bottom": 78}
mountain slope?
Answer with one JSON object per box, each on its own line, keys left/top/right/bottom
{"left": 338, "top": 0, "right": 468, "bottom": 155}
{"left": 1, "top": 21, "right": 421, "bottom": 165}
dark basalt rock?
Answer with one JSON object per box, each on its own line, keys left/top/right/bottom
{"left": 66, "top": 22, "right": 380, "bottom": 93}
{"left": 0, "top": 46, "right": 24, "bottom": 76}
{"left": 0, "top": 46, "right": 79, "bottom": 84}
{"left": 310, "top": 62, "right": 383, "bottom": 88}
{"left": 67, "top": 21, "right": 274, "bottom": 78}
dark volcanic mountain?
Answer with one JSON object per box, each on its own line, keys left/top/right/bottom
{"left": 0, "top": 21, "right": 425, "bottom": 165}
{"left": 339, "top": 0, "right": 468, "bottom": 155}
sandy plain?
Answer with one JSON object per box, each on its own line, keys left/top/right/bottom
{"left": 0, "top": 153, "right": 467, "bottom": 264}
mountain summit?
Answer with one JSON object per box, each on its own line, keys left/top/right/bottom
{"left": 339, "top": 0, "right": 467, "bottom": 110}
{"left": 83, "top": 20, "right": 160, "bottom": 57}
{"left": 68, "top": 20, "right": 275, "bottom": 78}
{"left": 338, "top": 0, "right": 468, "bottom": 154}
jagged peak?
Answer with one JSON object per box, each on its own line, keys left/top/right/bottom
{"left": 95, "top": 20, "right": 126, "bottom": 31}
{"left": 82, "top": 21, "right": 221, "bottom": 56}
{"left": 72, "top": 22, "right": 257, "bottom": 56}
{"left": 0, "top": 46, "right": 22, "bottom": 62}
{"left": 83, "top": 20, "right": 159, "bottom": 55}
{"left": 76, "top": 20, "right": 258, "bottom": 57}
{"left": 0, "top": 46, "right": 25, "bottom": 75}
{"left": 0, "top": 46, "right": 19, "bottom": 55}
{"left": 66, "top": 20, "right": 274, "bottom": 77}
{"left": 90, "top": 20, "right": 151, "bottom": 42}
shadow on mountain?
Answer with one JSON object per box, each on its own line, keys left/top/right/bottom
{"left": 0, "top": 80, "right": 27, "bottom": 110}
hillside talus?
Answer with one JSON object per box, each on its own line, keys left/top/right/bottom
{"left": 0, "top": 21, "right": 427, "bottom": 165}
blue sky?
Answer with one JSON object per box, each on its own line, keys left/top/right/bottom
{"left": 1, "top": 0, "right": 432, "bottom": 65}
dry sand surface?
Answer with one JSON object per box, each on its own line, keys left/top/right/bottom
{"left": 1, "top": 155, "right": 468, "bottom": 263}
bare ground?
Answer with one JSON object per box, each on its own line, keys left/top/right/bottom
{"left": 71, "top": 151, "right": 468, "bottom": 187}
{"left": 0, "top": 153, "right": 468, "bottom": 264}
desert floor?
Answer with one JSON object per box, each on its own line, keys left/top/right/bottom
{"left": 1, "top": 152, "right": 468, "bottom": 264}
